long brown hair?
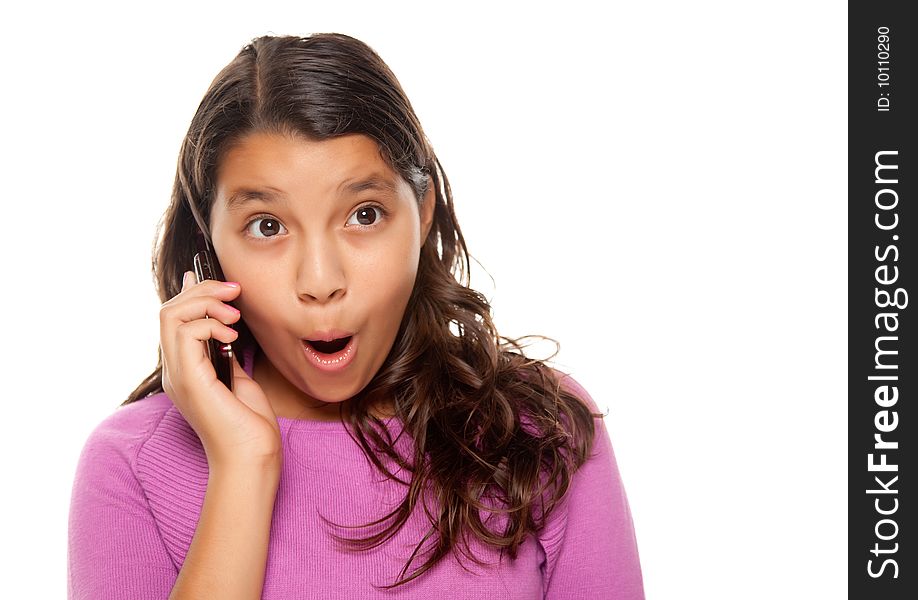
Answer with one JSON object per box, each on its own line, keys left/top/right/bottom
{"left": 124, "top": 33, "right": 603, "bottom": 589}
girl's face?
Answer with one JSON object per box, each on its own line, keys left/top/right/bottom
{"left": 209, "top": 131, "right": 434, "bottom": 420}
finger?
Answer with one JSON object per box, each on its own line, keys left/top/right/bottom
{"left": 175, "top": 274, "right": 240, "bottom": 302}
{"left": 176, "top": 317, "right": 239, "bottom": 347}
{"left": 181, "top": 270, "right": 195, "bottom": 291}
{"left": 163, "top": 295, "right": 242, "bottom": 327}
{"left": 175, "top": 319, "right": 240, "bottom": 372}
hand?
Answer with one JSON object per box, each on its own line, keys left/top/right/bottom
{"left": 160, "top": 271, "right": 281, "bottom": 469}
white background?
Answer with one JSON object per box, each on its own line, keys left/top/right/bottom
{"left": 0, "top": 1, "right": 846, "bottom": 597}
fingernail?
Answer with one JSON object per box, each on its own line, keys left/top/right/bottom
{"left": 223, "top": 281, "right": 240, "bottom": 288}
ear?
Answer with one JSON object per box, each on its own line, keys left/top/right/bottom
{"left": 419, "top": 177, "right": 436, "bottom": 242}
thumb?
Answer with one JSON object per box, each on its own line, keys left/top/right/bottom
{"left": 231, "top": 350, "right": 253, "bottom": 383}
{"left": 228, "top": 347, "right": 278, "bottom": 425}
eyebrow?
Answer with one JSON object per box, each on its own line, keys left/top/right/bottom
{"left": 224, "top": 174, "right": 400, "bottom": 212}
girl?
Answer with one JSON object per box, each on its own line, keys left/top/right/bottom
{"left": 67, "top": 33, "right": 644, "bottom": 599}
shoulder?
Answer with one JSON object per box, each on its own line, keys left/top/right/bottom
{"left": 69, "top": 394, "right": 179, "bottom": 540}
{"left": 544, "top": 367, "right": 616, "bottom": 477}
{"left": 69, "top": 394, "right": 203, "bottom": 592}
{"left": 77, "top": 393, "right": 175, "bottom": 468}
{"left": 73, "top": 392, "right": 207, "bottom": 495}
{"left": 77, "top": 392, "right": 208, "bottom": 475}
{"left": 71, "top": 393, "right": 211, "bottom": 568}
{"left": 549, "top": 367, "right": 602, "bottom": 413}
{"left": 530, "top": 365, "right": 620, "bottom": 515}
{"left": 70, "top": 392, "right": 207, "bottom": 530}
{"left": 533, "top": 371, "right": 644, "bottom": 595}
{"left": 515, "top": 363, "right": 602, "bottom": 412}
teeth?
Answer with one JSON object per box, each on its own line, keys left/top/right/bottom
{"left": 305, "top": 339, "right": 352, "bottom": 364}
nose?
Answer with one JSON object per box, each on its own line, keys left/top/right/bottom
{"left": 296, "top": 237, "right": 347, "bottom": 303}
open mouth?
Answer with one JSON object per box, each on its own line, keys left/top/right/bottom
{"left": 304, "top": 336, "right": 353, "bottom": 355}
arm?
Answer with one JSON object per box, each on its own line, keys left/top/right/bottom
{"left": 68, "top": 416, "right": 179, "bottom": 599}
{"left": 68, "top": 405, "right": 282, "bottom": 600}
{"left": 541, "top": 376, "right": 645, "bottom": 599}
{"left": 169, "top": 459, "right": 281, "bottom": 600}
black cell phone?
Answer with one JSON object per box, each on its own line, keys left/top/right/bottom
{"left": 193, "top": 250, "right": 235, "bottom": 393}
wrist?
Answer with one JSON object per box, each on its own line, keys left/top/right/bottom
{"left": 209, "top": 451, "right": 283, "bottom": 480}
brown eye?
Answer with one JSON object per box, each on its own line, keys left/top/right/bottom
{"left": 347, "top": 205, "right": 387, "bottom": 228}
{"left": 244, "top": 216, "right": 287, "bottom": 239}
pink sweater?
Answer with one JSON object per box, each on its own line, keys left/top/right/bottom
{"left": 68, "top": 343, "right": 644, "bottom": 598}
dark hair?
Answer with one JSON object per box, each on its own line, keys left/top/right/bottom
{"left": 124, "top": 33, "right": 602, "bottom": 589}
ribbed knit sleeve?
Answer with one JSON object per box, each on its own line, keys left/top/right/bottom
{"left": 540, "top": 374, "right": 645, "bottom": 599}
{"left": 67, "top": 397, "right": 178, "bottom": 599}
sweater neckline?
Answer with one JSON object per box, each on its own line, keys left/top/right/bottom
{"left": 239, "top": 340, "right": 402, "bottom": 433}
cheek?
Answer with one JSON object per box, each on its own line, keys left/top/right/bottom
{"left": 360, "top": 239, "right": 419, "bottom": 312}
{"left": 221, "top": 262, "right": 279, "bottom": 329}
{"left": 232, "top": 288, "right": 276, "bottom": 334}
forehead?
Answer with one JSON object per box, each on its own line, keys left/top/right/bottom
{"left": 214, "top": 132, "right": 408, "bottom": 210}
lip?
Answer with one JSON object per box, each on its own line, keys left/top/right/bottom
{"left": 304, "top": 329, "right": 356, "bottom": 342}
{"left": 302, "top": 334, "right": 357, "bottom": 373}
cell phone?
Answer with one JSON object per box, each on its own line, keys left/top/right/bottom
{"left": 193, "top": 249, "right": 235, "bottom": 393}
